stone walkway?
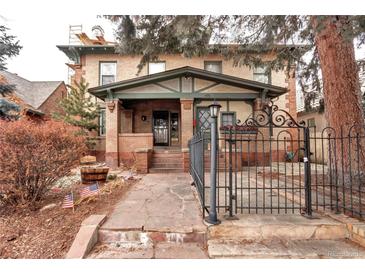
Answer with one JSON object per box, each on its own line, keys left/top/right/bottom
{"left": 87, "top": 172, "right": 365, "bottom": 259}
{"left": 101, "top": 173, "right": 206, "bottom": 233}
{"left": 88, "top": 173, "right": 208, "bottom": 258}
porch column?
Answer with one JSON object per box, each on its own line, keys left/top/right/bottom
{"left": 105, "top": 99, "right": 120, "bottom": 168}
{"left": 180, "top": 99, "right": 194, "bottom": 149}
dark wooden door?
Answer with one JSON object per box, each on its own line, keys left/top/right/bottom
{"left": 153, "top": 111, "right": 169, "bottom": 146}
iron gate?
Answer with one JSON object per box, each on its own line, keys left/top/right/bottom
{"left": 189, "top": 101, "right": 365, "bottom": 219}
{"left": 189, "top": 101, "right": 310, "bottom": 218}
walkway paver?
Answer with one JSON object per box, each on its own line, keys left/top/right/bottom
{"left": 101, "top": 173, "right": 206, "bottom": 233}
{"left": 88, "top": 173, "right": 208, "bottom": 258}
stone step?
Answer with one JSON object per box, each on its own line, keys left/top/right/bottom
{"left": 208, "top": 214, "right": 349, "bottom": 241}
{"left": 207, "top": 238, "right": 365, "bottom": 259}
{"left": 149, "top": 168, "right": 184, "bottom": 173}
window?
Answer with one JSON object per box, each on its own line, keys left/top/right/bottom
{"left": 197, "top": 107, "right": 211, "bottom": 131}
{"left": 307, "top": 118, "right": 316, "bottom": 128}
{"left": 99, "top": 109, "right": 106, "bottom": 136}
{"left": 221, "top": 112, "right": 236, "bottom": 127}
{"left": 253, "top": 65, "right": 271, "bottom": 84}
{"left": 204, "top": 61, "right": 222, "bottom": 73}
{"left": 100, "top": 62, "right": 117, "bottom": 85}
{"left": 148, "top": 62, "right": 166, "bottom": 74}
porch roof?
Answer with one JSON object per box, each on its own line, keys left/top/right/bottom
{"left": 88, "top": 66, "right": 287, "bottom": 101}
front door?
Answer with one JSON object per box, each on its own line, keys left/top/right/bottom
{"left": 153, "top": 111, "right": 169, "bottom": 146}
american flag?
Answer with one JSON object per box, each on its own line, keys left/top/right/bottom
{"left": 80, "top": 183, "right": 99, "bottom": 198}
{"left": 62, "top": 193, "right": 74, "bottom": 209}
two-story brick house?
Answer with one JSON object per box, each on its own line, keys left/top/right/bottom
{"left": 57, "top": 32, "right": 297, "bottom": 173}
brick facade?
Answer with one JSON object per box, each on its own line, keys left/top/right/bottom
{"left": 59, "top": 48, "right": 297, "bottom": 172}
{"left": 38, "top": 83, "right": 67, "bottom": 116}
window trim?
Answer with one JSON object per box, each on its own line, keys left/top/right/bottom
{"left": 195, "top": 106, "right": 211, "bottom": 133}
{"left": 98, "top": 108, "right": 106, "bottom": 136}
{"left": 147, "top": 61, "right": 166, "bottom": 75}
{"left": 204, "top": 60, "right": 223, "bottom": 74}
{"left": 307, "top": 118, "right": 316, "bottom": 128}
{"left": 253, "top": 64, "right": 272, "bottom": 84}
{"left": 220, "top": 111, "right": 236, "bottom": 127}
{"left": 99, "top": 61, "right": 117, "bottom": 86}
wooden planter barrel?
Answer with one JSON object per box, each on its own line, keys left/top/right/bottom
{"left": 80, "top": 167, "right": 109, "bottom": 184}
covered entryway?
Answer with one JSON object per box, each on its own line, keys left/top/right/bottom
{"left": 88, "top": 66, "right": 287, "bottom": 172}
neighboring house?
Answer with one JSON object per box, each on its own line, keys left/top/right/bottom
{"left": 0, "top": 70, "right": 67, "bottom": 118}
{"left": 57, "top": 30, "right": 297, "bottom": 172}
{"left": 296, "top": 66, "right": 365, "bottom": 164}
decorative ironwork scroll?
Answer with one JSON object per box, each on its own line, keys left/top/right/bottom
{"left": 236, "top": 100, "right": 305, "bottom": 128}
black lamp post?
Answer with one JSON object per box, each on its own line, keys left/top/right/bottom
{"left": 206, "top": 101, "right": 221, "bottom": 225}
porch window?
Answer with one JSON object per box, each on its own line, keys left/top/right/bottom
{"left": 148, "top": 61, "right": 166, "bottom": 74}
{"left": 204, "top": 61, "right": 222, "bottom": 73}
{"left": 100, "top": 62, "right": 117, "bottom": 85}
{"left": 221, "top": 112, "right": 236, "bottom": 127}
{"left": 307, "top": 118, "right": 316, "bottom": 128}
{"left": 98, "top": 109, "right": 106, "bottom": 136}
{"left": 253, "top": 65, "right": 271, "bottom": 84}
{"left": 197, "top": 107, "right": 211, "bottom": 131}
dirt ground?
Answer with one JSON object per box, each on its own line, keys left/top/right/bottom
{"left": 0, "top": 177, "right": 136, "bottom": 259}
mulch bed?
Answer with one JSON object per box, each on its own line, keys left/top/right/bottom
{"left": 0, "top": 178, "right": 136, "bottom": 259}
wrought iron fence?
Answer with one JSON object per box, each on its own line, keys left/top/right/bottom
{"left": 188, "top": 130, "right": 206, "bottom": 217}
{"left": 309, "top": 125, "right": 365, "bottom": 219}
{"left": 189, "top": 101, "right": 365, "bottom": 220}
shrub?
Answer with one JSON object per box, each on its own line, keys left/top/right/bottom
{"left": 0, "top": 119, "right": 88, "bottom": 205}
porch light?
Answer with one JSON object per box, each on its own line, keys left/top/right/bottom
{"left": 209, "top": 101, "right": 222, "bottom": 118}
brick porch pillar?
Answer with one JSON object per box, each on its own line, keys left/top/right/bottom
{"left": 105, "top": 99, "right": 120, "bottom": 168}
{"left": 180, "top": 99, "right": 194, "bottom": 149}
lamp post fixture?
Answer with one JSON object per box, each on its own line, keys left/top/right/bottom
{"left": 206, "top": 101, "right": 221, "bottom": 225}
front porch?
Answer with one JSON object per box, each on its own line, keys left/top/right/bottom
{"left": 89, "top": 66, "right": 287, "bottom": 173}
{"left": 103, "top": 98, "right": 193, "bottom": 173}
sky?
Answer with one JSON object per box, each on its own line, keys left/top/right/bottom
{"left": 1, "top": 13, "right": 115, "bottom": 83}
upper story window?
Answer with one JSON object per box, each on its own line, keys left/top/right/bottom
{"left": 100, "top": 62, "right": 117, "bottom": 85}
{"left": 253, "top": 65, "right": 271, "bottom": 84}
{"left": 204, "top": 61, "right": 222, "bottom": 73}
{"left": 148, "top": 61, "right": 166, "bottom": 74}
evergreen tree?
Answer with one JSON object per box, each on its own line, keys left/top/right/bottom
{"left": 0, "top": 25, "right": 21, "bottom": 96}
{"left": 108, "top": 15, "right": 365, "bottom": 170}
{"left": 53, "top": 78, "right": 100, "bottom": 134}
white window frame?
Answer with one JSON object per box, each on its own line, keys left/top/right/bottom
{"left": 253, "top": 65, "right": 271, "bottom": 84}
{"left": 204, "top": 61, "right": 222, "bottom": 73}
{"left": 148, "top": 61, "right": 166, "bottom": 74}
{"left": 99, "top": 62, "right": 117, "bottom": 85}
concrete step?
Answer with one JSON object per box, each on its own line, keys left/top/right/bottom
{"left": 88, "top": 242, "right": 208, "bottom": 259}
{"left": 152, "top": 152, "right": 183, "bottom": 158}
{"left": 151, "top": 158, "right": 183, "bottom": 164}
{"left": 98, "top": 229, "right": 207, "bottom": 247}
{"left": 208, "top": 238, "right": 365, "bottom": 258}
{"left": 149, "top": 168, "right": 184, "bottom": 173}
{"left": 151, "top": 163, "right": 183, "bottom": 169}
{"left": 208, "top": 214, "right": 349, "bottom": 241}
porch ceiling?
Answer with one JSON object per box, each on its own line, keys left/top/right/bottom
{"left": 88, "top": 66, "right": 287, "bottom": 101}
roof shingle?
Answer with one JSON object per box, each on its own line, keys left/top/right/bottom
{"left": 0, "top": 71, "right": 63, "bottom": 109}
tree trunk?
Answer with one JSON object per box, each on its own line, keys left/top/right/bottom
{"left": 313, "top": 16, "right": 365, "bottom": 177}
